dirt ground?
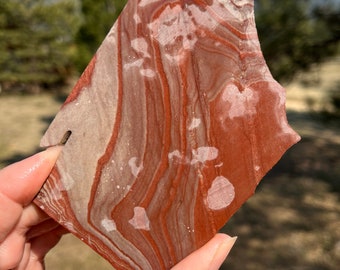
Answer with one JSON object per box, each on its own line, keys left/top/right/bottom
{"left": 0, "top": 58, "right": 339, "bottom": 269}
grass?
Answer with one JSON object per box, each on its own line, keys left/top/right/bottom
{"left": 0, "top": 59, "right": 339, "bottom": 269}
{"left": 0, "top": 94, "right": 62, "bottom": 167}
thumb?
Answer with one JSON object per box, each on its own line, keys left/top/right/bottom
{"left": 171, "top": 234, "right": 237, "bottom": 270}
{"left": 0, "top": 146, "right": 62, "bottom": 206}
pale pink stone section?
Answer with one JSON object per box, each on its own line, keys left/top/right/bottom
{"left": 129, "top": 207, "right": 150, "bottom": 231}
{"left": 206, "top": 176, "right": 235, "bottom": 210}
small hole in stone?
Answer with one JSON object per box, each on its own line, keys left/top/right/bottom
{"left": 59, "top": 130, "right": 72, "bottom": 145}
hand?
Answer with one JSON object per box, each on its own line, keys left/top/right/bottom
{"left": 172, "top": 234, "right": 236, "bottom": 270}
{"left": 0, "top": 146, "right": 236, "bottom": 270}
{"left": 0, "top": 146, "right": 66, "bottom": 270}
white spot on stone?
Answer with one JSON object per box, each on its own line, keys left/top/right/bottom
{"left": 128, "top": 157, "right": 143, "bottom": 177}
{"left": 221, "top": 85, "right": 259, "bottom": 119}
{"left": 140, "top": 69, "right": 156, "bottom": 78}
{"left": 133, "top": 13, "right": 141, "bottom": 24}
{"left": 207, "top": 176, "right": 235, "bottom": 210}
{"left": 129, "top": 207, "right": 150, "bottom": 231}
{"left": 168, "top": 150, "right": 182, "bottom": 160}
{"left": 191, "top": 146, "right": 219, "bottom": 164}
{"left": 63, "top": 221, "right": 75, "bottom": 232}
{"left": 254, "top": 165, "right": 260, "bottom": 171}
{"left": 101, "top": 218, "right": 117, "bottom": 232}
{"left": 148, "top": 5, "right": 199, "bottom": 50}
{"left": 124, "top": 58, "right": 144, "bottom": 70}
{"left": 165, "top": 50, "right": 187, "bottom": 64}
{"left": 188, "top": 117, "right": 201, "bottom": 130}
{"left": 138, "top": 0, "right": 159, "bottom": 7}
{"left": 168, "top": 150, "right": 190, "bottom": 164}
{"left": 184, "top": 224, "right": 195, "bottom": 233}
{"left": 131, "top": 38, "right": 151, "bottom": 58}
{"left": 215, "top": 0, "right": 253, "bottom": 21}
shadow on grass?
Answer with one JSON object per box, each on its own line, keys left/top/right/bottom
{"left": 53, "top": 91, "right": 69, "bottom": 104}
{"left": 0, "top": 151, "right": 38, "bottom": 167}
{"left": 0, "top": 114, "right": 58, "bottom": 167}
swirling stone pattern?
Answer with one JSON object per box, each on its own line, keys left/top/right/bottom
{"left": 35, "top": 0, "right": 300, "bottom": 269}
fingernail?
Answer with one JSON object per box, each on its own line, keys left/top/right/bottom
{"left": 42, "top": 145, "right": 63, "bottom": 163}
{"left": 218, "top": 235, "right": 237, "bottom": 255}
{"left": 224, "top": 236, "right": 237, "bottom": 251}
{"left": 210, "top": 235, "right": 237, "bottom": 269}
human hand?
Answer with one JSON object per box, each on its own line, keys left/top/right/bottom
{"left": 0, "top": 146, "right": 66, "bottom": 270}
{"left": 172, "top": 234, "right": 236, "bottom": 270}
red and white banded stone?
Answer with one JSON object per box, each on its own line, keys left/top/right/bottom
{"left": 35, "top": 0, "right": 300, "bottom": 269}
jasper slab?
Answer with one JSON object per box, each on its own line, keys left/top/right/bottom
{"left": 35, "top": 0, "right": 300, "bottom": 269}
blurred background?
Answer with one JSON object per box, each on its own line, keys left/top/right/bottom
{"left": 0, "top": 0, "right": 339, "bottom": 269}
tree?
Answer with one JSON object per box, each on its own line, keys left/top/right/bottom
{"left": 74, "top": 0, "right": 127, "bottom": 72}
{"left": 0, "top": 0, "right": 81, "bottom": 93}
{"left": 312, "top": 1, "right": 340, "bottom": 55}
{"left": 255, "top": 0, "right": 340, "bottom": 82}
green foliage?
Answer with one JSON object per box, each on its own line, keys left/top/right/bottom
{"left": 0, "top": 0, "right": 81, "bottom": 92}
{"left": 312, "top": 2, "right": 340, "bottom": 53}
{"left": 255, "top": 0, "right": 340, "bottom": 81}
{"left": 74, "top": 0, "right": 127, "bottom": 72}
